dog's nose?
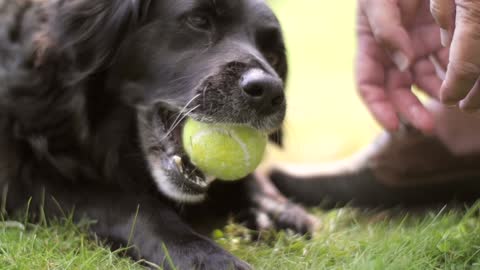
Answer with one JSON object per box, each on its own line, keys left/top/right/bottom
{"left": 240, "top": 69, "right": 285, "bottom": 114}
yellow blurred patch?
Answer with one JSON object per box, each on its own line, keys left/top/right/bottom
{"left": 264, "top": 0, "right": 381, "bottom": 165}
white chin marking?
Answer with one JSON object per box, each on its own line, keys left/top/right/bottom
{"left": 151, "top": 165, "right": 205, "bottom": 203}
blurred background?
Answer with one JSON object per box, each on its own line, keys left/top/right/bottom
{"left": 264, "top": 0, "right": 382, "bottom": 165}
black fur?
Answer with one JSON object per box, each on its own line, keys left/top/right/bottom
{"left": 269, "top": 128, "right": 480, "bottom": 209}
{"left": 0, "top": 1, "right": 315, "bottom": 269}
{"left": 270, "top": 168, "right": 480, "bottom": 208}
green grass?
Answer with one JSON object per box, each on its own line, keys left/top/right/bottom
{"left": 3, "top": 206, "right": 480, "bottom": 269}
{"left": 218, "top": 206, "right": 480, "bottom": 270}
{"left": 3, "top": 1, "right": 479, "bottom": 269}
{"left": 0, "top": 220, "right": 144, "bottom": 270}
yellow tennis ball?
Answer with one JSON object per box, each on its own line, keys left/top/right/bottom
{"left": 182, "top": 118, "right": 267, "bottom": 181}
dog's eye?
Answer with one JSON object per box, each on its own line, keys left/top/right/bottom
{"left": 265, "top": 52, "right": 280, "bottom": 67}
{"left": 186, "top": 15, "right": 212, "bottom": 31}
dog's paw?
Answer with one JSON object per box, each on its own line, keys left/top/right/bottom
{"left": 161, "top": 238, "right": 251, "bottom": 270}
{"left": 255, "top": 196, "right": 320, "bottom": 234}
{"left": 240, "top": 172, "right": 320, "bottom": 235}
{"left": 245, "top": 195, "right": 320, "bottom": 236}
{"left": 273, "top": 201, "right": 319, "bottom": 234}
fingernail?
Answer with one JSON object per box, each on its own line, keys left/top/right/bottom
{"left": 392, "top": 51, "right": 409, "bottom": 72}
{"left": 459, "top": 99, "right": 466, "bottom": 108}
{"left": 428, "top": 55, "right": 446, "bottom": 80}
{"left": 459, "top": 100, "right": 476, "bottom": 113}
{"left": 440, "top": 29, "right": 451, "bottom": 47}
{"left": 440, "top": 87, "right": 460, "bottom": 106}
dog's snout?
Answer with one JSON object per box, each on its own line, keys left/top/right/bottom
{"left": 240, "top": 69, "right": 285, "bottom": 114}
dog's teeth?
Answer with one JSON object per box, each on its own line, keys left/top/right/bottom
{"left": 173, "top": 155, "right": 182, "bottom": 165}
{"left": 173, "top": 155, "right": 183, "bottom": 173}
{"left": 196, "top": 177, "right": 208, "bottom": 187}
{"left": 206, "top": 175, "right": 216, "bottom": 184}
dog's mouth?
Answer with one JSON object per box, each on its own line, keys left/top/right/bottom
{"left": 143, "top": 107, "right": 214, "bottom": 203}
{"left": 142, "top": 64, "right": 285, "bottom": 203}
{"left": 143, "top": 99, "right": 285, "bottom": 203}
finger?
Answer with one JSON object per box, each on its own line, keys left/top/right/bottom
{"left": 399, "top": 0, "right": 423, "bottom": 27}
{"left": 435, "top": 47, "right": 450, "bottom": 68}
{"left": 360, "top": 0, "right": 414, "bottom": 71}
{"left": 410, "top": 24, "right": 443, "bottom": 58}
{"left": 429, "top": 54, "right": 446, "bottom": 81}
{"left": 356, "top": 34, "right": 400, "bottom": 131}
{"left": 356, "top": 63, "right": 400, "bottom": 131}
{"left": 430, "top": 0, "right": 455, "bottom": 46}
{"left": 440, "top": 1, "right": 480, "bottom": 105}
{"left": 359, "top": 83, "right": 400, "bottom": 132}
{"left": 357, "top": 78, "right": 400, "bottom": 132}
{"left": 386, "top": 69, "right": 435, "bottom": 133}
{"left": 412, "top": 57, "right": 443, "bottom": 99}
{"left": 459, "top": 80, "right": 480, "bottom": 112}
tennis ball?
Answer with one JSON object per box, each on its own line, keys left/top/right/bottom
{"left": 182, "top": 118, "right": 267, "bottom": 181}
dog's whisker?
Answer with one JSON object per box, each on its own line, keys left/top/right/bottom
{"left": 167, "top": 73, "right": 199, "bottom": 85}
{"left": 173, "top": 105, "right": 200, "bottom": 127}
{"left": 166, "top": 68, "right": 208, "bottom": 86}
{"left": 160, "top": 104, "right": 200, "bottom": 142}
{"left": 168, "top": 102, "right": 200, "bottom": 133}
{"left": 168, "top": 94, "right": 201, "bottom": 127}
{"left": 162, "top": 94, "right": 201, "bottom": 136}
{"left": 202, "top": 85, "right": 208, "bottom": 108}
{"left": 186, "top": 167, "right": 200, "bottom": 180}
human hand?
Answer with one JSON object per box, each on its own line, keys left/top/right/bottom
{"left": 356, "top": 0, "right": 448, "bottom": 133}
{"left": 430, "top": 0, "right": 480, "bottom": 111}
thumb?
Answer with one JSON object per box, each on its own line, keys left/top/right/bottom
{"left": 440, "top": 0, "right": 480, "bottom": 104}
{"left": 430, "top": 0, "right": 455, "bottom": 47}
{"left": 360, "top": 0, "right": 414, "bottom": 71}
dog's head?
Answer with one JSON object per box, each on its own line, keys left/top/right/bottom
{"left": 58, "top": 0, "right": 287, "bottom": 203}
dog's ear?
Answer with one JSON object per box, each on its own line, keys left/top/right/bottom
{"left": 54, "top": 0, "right": 151, "bottom": 77}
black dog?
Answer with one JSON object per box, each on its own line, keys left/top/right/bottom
{"left": 0, "top": 0, "right": 316, "bottom": 269}
{"left": 270, "top": 126, "right": 480, "bottom": 209}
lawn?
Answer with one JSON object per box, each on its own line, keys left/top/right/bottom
{"left": 3, "top": 206, "right": 480, "bottom": 269}
{"left": 2, "top": 1, "right": 480, "bottom": 270}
